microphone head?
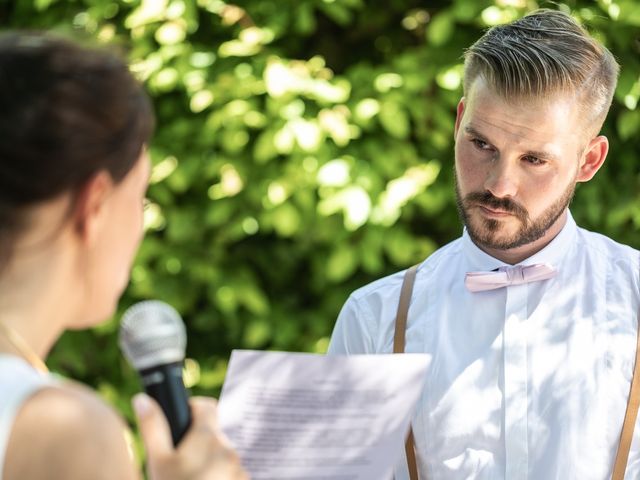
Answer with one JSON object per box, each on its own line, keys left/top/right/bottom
{"left": 119, "top": 300, "right": 187, "bottom": 371}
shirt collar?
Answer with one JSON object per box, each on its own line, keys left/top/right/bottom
{"left": 462, "top": 210, "right": 578, "bottom": 271}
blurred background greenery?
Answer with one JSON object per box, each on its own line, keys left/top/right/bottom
{"left": 2, "top": 0, "right": 639, "bottom": 463}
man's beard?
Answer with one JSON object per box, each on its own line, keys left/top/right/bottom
{"left": 455, "top": 176, "right": 576, "bottom": 251}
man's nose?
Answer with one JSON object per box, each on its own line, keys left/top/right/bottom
{"left": 484, "top": 158, "right": 518, "bottom": 199}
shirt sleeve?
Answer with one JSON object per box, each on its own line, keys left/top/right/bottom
{"left": 327, "top": 294, "right": 376, "bottom": 355}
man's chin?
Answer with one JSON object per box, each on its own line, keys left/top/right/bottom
{"left": 471, "top": 234, "right": 513, "bottom": 251}
{"left": 466, "top": 220, "right": 522, "bottom": 251}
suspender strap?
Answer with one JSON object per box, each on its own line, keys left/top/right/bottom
{"left": 612, "top": 306, "right": 640, "bottom": 480}
{"left": 394, "top": 264, "right": 420, "bottom": 480}
{"left": 394, "top": 265, "right": 418, "bottom": 355}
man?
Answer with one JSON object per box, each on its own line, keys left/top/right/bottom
{"left": 328, "top": 9, "right": 640, "bottom": 479}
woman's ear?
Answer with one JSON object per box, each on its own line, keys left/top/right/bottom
{"left": 577, "top": 135, "right": 608, "bottom": 183}
{"left": 72, "top": 171, "right": 114, "bottom": 245}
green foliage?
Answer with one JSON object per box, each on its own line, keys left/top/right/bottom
{"left": 2, "top": 0, "right": 639, "bottom": 462}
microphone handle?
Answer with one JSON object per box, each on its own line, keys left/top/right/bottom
{"left": 140, "top": 362, "right": 191, "bottom": 446}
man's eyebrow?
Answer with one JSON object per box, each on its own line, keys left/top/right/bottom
{"left": 463, "top": 125, "right": 558, "bottom": 160}
{"left": 464, "top": 125, "right": 489, "bottom": 142}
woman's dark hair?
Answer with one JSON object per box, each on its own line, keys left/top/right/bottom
{"left": 0, "top": 31, "right": 154, "bottom": 263}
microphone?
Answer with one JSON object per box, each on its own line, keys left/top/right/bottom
{"left": 119, "top": 300, "right": 191, "bottom": 446}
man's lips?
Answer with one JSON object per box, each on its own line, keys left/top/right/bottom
{"left": 477, "top": 205, "right": 513, "bottom": 217}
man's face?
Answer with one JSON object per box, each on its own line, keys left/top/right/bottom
{"left": 454, "top": 78, "right": 597, "bottom": 260}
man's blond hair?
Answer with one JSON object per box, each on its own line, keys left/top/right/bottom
{"left": 463, "top": 9, "right": 619, "bottom": 136}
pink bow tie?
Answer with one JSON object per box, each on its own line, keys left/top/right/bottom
{"left": 465, "top": 263, "right": 557, "bottom": 292}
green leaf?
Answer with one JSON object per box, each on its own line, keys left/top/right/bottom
{"left": 295, "top": 3, "right": 317, "bottom": 34}
{"left": 617, "top": 110, "right": 640, "bottom": 141}
{"left": 326, "top": 244, "right": 359, "bottom": 282}
{"left": 384, "top": 228, "right": 420, "bottom": 266}
{"left": 379, "top": 101, "right": 410, "bottom": 139}
{"left": 34, "top": 0, "right": 55, "bottom": 11}
{"left": 239, "top": 284, "right": 271, "bottom": 315}
{"left": 253, "top": 129, "right": 279, "bottom": 163}
{"left": 243, "top": 319, "right": 272, "bottom": 348}
{"left": 318, "top": 3, "right": 353, "bottom": 26}
{"left": 271, "top": 203, "right": 302, "bottom": 237}
{"left": 427, "top": 12, "right": 454, "bottom": 47}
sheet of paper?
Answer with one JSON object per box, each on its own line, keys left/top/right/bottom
{"left": 218, "top": 350, "right": 429, "bottom": 480}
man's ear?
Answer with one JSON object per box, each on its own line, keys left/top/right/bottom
{"left": 576, "top": 135, "right": 608, "bottom": 183}
{"left": 454, "top": 97, "right": 465, "bottom": 138}
{"left": 72, "top": 171, "right": 114, "bottom": 245}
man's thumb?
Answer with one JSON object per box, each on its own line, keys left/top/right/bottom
{"left": 133, "top": 393, "right": 173, "bottom": 457}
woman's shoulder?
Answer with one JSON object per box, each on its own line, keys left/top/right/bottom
{"left": 3, "top": 377, "right": 140, "bottom": 480}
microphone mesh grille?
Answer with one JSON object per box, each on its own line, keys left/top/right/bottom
{"left": 119, "top": 300, "right": 187, "bottom": 370}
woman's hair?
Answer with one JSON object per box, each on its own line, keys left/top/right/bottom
{"left": 463, "top": 9, "right": 619, "bottom": 135}
{"left": 0, "top": 31, "right": 154, "bottom": 264}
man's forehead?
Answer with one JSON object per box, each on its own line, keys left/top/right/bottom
{"left": 462, "top": 80, "right": 583, "bottom": 146}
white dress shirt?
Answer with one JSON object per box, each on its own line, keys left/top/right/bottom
{"left": 328, "top": 211, "right": 640, "bottom": 479}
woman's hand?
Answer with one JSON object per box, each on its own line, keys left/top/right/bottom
{"left": 134, "top": 393, "right": 248, "bottom": 480}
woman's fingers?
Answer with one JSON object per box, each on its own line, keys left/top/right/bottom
{"left": 132, "top": 393, "right": 173, "bottom": 460}
{"left": 136, "top": 394, "right": 248, "bottom": 480}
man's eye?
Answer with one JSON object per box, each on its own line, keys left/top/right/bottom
{"left": 472, "top": 138, "right": 489, "bottom": 150}
{"left": 523, "top": 155, "right": 545, "bottom": 165}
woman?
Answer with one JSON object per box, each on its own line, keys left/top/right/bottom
{"left": 0, "top": 32, "right": 247, "bottom": 479}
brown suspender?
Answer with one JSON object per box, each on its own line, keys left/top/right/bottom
{"left": 393, "top": 265, "right": 418, "bottom": 355}
{"left": 612, "top": 306, "right": 640, "bottom": 480}
{"left": 393, "top": 264, "right": 640, "bottom": 480}
{"left": 394, "top": 264, "right": 420, "bottom": 480}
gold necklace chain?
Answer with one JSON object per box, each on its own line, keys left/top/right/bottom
{"left": 0, "top": 321, "right": 49, "bottom": 373}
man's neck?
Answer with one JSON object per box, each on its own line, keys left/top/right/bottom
{"left": 476, "top": 210, "right": 569, "bottom": 265}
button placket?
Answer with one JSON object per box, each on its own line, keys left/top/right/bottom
{"left": 503, "top": 282, "right": 529, "bottom": 478}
